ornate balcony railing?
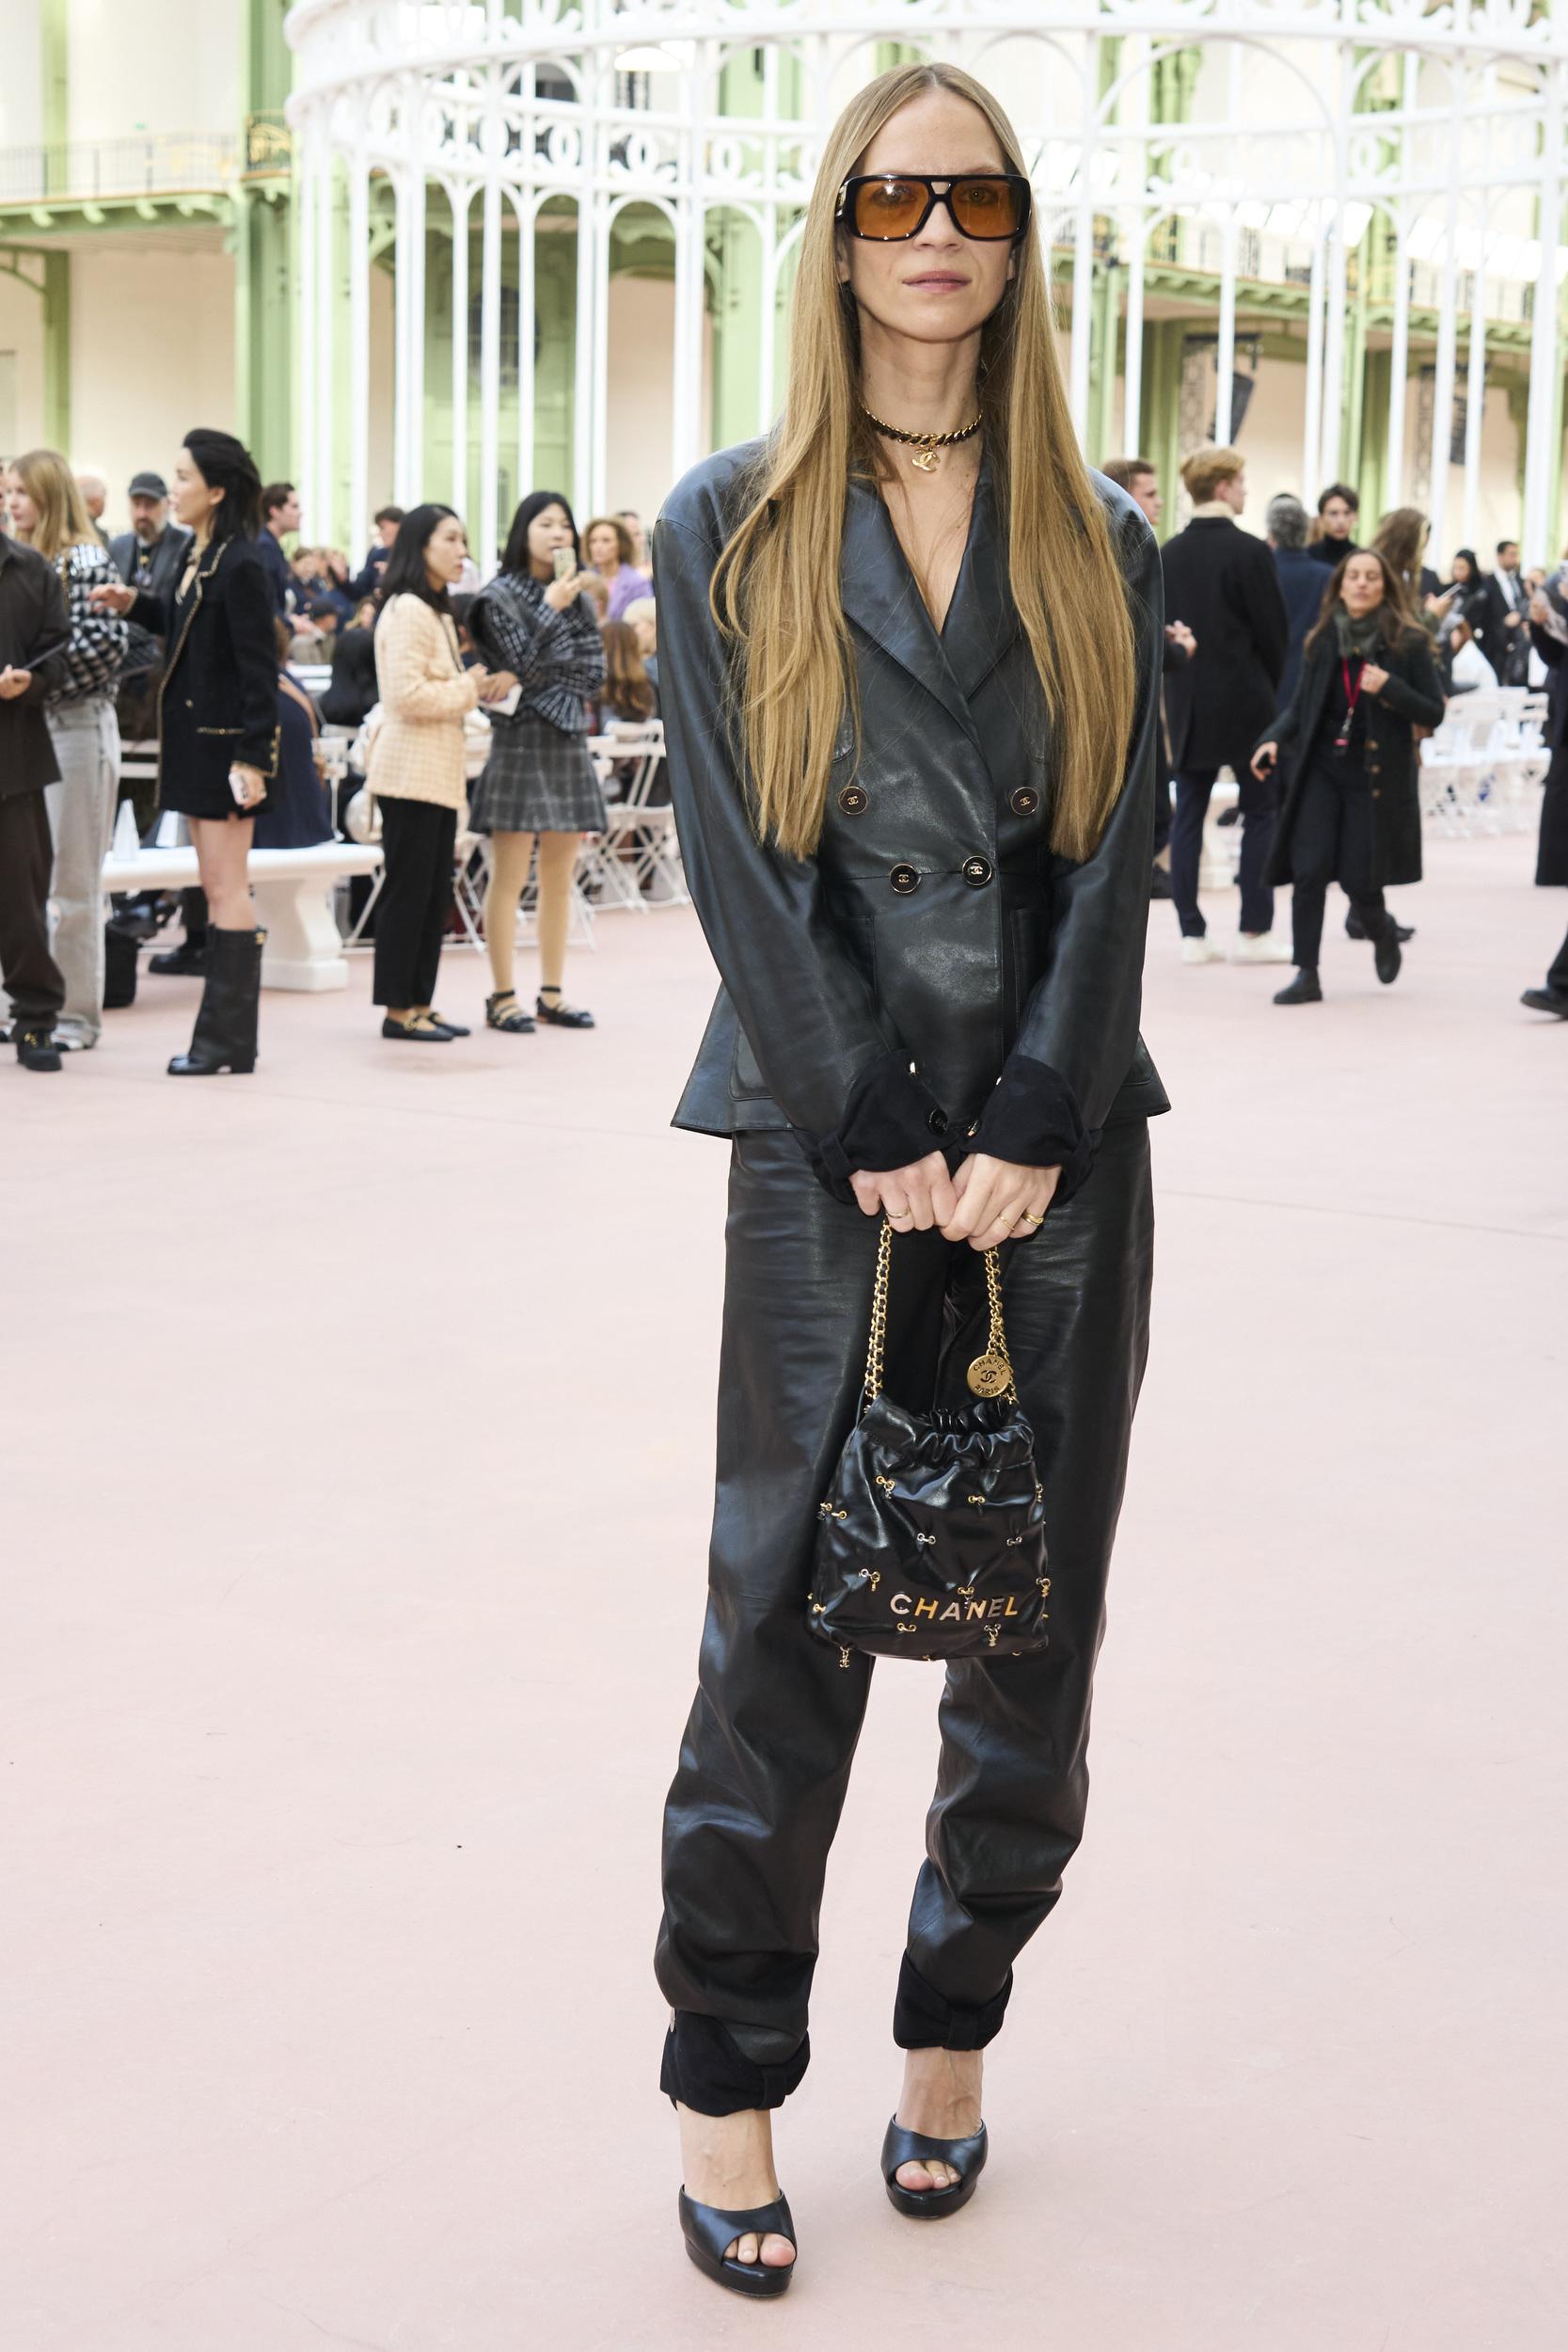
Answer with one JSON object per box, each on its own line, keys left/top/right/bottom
{"left": 0, "top": 133, "right": 241, "bottom": 207}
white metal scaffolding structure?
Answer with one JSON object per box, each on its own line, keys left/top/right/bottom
{"left": 284, "top": 0, "right": 1568, "bottom": 576}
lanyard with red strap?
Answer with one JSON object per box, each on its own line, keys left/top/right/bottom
{"left": 1333, "top": 654, "right": 1365, "bottom": 753}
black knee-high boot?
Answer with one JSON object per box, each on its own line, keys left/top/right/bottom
{"left": 167, "top": 925, "right": 264, "bottom": 1075}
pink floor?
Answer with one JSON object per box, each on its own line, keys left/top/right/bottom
{"left": 3, "top": 837, "right": 1564, "bottom": 2349}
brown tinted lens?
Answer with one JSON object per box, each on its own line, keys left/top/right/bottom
{"left": 853, "top": 178, "right": 928, "bottom": 238}
{"left": 952, "top": 179, "right": 1021, "bottom": 238}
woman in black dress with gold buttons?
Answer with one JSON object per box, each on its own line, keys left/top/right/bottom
{"left": 94, "top": 429, "right": 277, "bottom": 1073}
{"left": 651, "top": 63, "right": 1166, "bottom": 2295}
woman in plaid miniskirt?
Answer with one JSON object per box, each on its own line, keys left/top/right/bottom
{"left": 467, "top": 493, "right": 607, "bottom": 1033}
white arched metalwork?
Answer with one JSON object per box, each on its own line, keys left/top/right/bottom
{"left": 284, "top": 0, "right": 1568, "bottom": 576}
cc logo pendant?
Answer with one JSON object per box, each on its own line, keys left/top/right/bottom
{"left": 967, "top": 1351, "right": 1011, "bottom": 1398}
{"left": 911, "top": 445, "right": 940, "bottom": 472}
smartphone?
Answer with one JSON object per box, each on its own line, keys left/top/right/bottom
{"left": 229, "top": 766, "right": 252, "bottom": 807}
{"left": 552, "top": 546, "right": 577, "bottom": 582}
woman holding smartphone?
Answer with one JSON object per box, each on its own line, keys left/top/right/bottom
{"left": 467, "top": 492, "right": 606, "bottom": 1033}
{"left": 653, "top": 63, "right": 1164, "bottom": 2296}
{"left": 91, "top": 428, "right": 277, "bottom": 1075}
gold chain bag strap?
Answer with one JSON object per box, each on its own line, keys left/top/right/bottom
{"left": 806, "top": 1219, "right": 1051, "bottom": 1667}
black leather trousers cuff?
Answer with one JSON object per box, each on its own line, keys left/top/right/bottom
{"left": 892, "top": 1953, "right": 1012, "bottom": 2051}
{"left": 660, "top": 2010, "right": 812, "bottom": 2116}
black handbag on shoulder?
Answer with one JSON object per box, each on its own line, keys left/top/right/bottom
{"left": 807, "top": 1218, "right": 1051, "bottom": 1665}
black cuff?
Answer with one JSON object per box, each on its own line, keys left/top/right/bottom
{"left": 795, "top": 1050, "right": 952, "bottom": 1206}
{"left": 892, "top": 1954, "right": 1012, "bottom": 2052}
{"left": 660, "top": 2011, "right": 811, "bottom": 2116}
{"left": 969, "top": 1054, "right": 1101, "bottom": 1205}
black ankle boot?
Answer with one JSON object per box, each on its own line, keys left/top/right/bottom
{"left": 168, "top": 926, "right": 263, "bottom": 1075}
{"left": 1274, "top": 967, "right": 1323, "bottom": 1005}
{"left": 1371, "top": 920, "right": 1402, "bottom": 986}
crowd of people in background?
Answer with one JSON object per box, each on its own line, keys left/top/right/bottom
{"left": 4, "top": 424, "right": 1568, "bottom": 1077}
{"left": 0, "top": 436, "right": 658, "bottom": 1073}
{"left": 1103, "top": 447, "right": 1568, "bottom": 1015}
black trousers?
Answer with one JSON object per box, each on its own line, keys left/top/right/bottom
{"left": 372, "top": 799, "right": 456, "bottom": 1008}
{"left": 1535, "top": 743, "right": 1568, "bottom": 887}
{"left": 1170, "top": 766, "right": 1278, "bottom": 937}
{"left": 657, "top": 1120, "right": 1154, "bottom": 2113}
{"left": 0, "top": 787, "right": 66, "bottom": 1027}
{"left": 1288, "top": 762, "right": 1392, "bottom": 968}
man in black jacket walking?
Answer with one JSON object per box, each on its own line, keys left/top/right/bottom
{"left": 0, "top": 534, "right": 71, "bottom": 1070}
{"left": 1161, "top": 446, "right": 1290, "bottom": 962}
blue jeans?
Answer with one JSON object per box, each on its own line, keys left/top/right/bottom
{"left": 1170, "top": 765, "right": 1280, "bottom": 938}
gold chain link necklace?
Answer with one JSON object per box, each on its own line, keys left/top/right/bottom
{"left": 861, "top": 404, "right": 983, "bottom": 473}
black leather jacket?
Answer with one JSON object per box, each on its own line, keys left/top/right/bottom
{"left": 654, "top": 446, "right": 1169, "bottom": 1202}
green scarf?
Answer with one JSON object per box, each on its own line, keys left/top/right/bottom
{"left": 1332, "top": 606, "right": 1385, "bottom": 658}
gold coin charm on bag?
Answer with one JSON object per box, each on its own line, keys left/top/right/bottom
{"left": 966, "top": 1246, "right": 1018, "bottom": 1399}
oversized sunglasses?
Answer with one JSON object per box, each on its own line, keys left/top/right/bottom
{"left": 835, "top": 172, "right": 1032, "bottom": 243}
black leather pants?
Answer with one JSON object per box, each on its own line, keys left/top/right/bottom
{"left": 656, "top": 1118, "right": 1154, "bottom": 2111}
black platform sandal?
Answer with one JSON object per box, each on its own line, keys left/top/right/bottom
{"left": 881, "top": 2118, "right": 988, "bottom": 2219}
{"left": 677, "top": 2188, "right": 797, "bottom": 2297}
{"left": 484, "top": 991, "right": 535, "bottom": 1034}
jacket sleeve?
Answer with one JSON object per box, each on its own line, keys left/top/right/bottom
{"left": 224, "top": 548, "right": 283, "bottom": 775}
{"left": 654, "top": 510, "right": 920, "bottom": 1159}
{"left": 18, "top": 563, "right": 72, "bottom": 704}
{"left": 128, "top": 588, "right": 173, "bottom": 637}
{"left": 1373, "top": 633, "right": 1445, "bottom": 730}
{"left": 377, "top": 598, "right": 481, "bottom": 723}
{"left": 970, "top": 498, "right": 1164, "bottom": 1193}
{"left": 1529, "top": 622, "right": 1566, "bottom": 669}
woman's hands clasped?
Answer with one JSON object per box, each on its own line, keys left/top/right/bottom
{"left": 851, "top": 1151, "right": 1060, "bottom": 1248}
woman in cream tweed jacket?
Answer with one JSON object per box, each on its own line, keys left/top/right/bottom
{"left": 371, "top": 504, "right": 501, "bottom": 1041}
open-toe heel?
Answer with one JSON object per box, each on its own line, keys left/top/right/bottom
{"left": 678, "top": 2188, "right": 797, "bottom": 2297}
{"left": 880, "top": 2118, "right": 988, "bottom": 2219}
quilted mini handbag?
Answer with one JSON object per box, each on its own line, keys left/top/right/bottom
{"left": 807, "top": 1218, "right": 1051, "bottom": 1665}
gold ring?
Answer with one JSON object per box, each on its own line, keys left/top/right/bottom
{"left": 1018, "top": 1210, "right": 1044, "bottom": 1226}
{"left": 889, "top": 1205, "right": 913, "bottom": 1219}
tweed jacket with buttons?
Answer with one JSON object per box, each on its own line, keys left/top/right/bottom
{"left": 652, "top": 442, "right": 1169, "bottom": 1201}
{"left": 372, "top": 593, "right": 481, "bottom": 810}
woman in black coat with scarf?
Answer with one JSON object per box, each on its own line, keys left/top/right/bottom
{"left": 92, "top": 429, "right": 277, "bottom": 1073}
{"left": 1252, "top": 546, "right": 1443, "bottom": 1004}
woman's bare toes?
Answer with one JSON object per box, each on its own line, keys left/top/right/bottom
{"left": 896, "top": 2157, "right": 957, "bottom": 2192}
{"left": 760, "top": 2233, "right": 797, "bottom": 2267}
{"left": 725, "top": 2232, "right": 760, "bottom": 2265}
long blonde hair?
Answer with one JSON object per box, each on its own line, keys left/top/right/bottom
{"left": 710, "top": 62, "right": 1137, "bottom": 863}
{"left": 9, "top": 447, "right": 101, "bottom": 563}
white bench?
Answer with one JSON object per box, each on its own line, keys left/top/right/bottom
{"left": 103, "top": 841, "right": 383, "bottom": 992}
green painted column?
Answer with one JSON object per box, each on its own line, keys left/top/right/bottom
{"left": 238, "top": 0, "right": 294, "bottom": 476}
{"left": 42, "top": 252, "right": 71, "bottom": 450}
{"left": 1088, "top": 263, "right": 1121, "bottom": 468}
{"left": 40, "top": 0, "right": 70, "bottom": 438}
{"left": 1142, "top": 318, "right": 1185, "bottom": 537}
{"left": 1358, "top": 347, "right": 1391, "bottom": 528}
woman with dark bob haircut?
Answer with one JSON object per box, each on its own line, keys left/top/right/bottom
{"left": 93, "top": 428, "right": 278, "bottom": 1074}
{"left": 652, "top": 61, "right": 1167, "bottom": 2296}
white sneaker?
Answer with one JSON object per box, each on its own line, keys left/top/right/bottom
{"left": 1180, "top": 936, "right": 1227, "bottom": 964}
{"left": 1229, "top": 932, "right": 1293, "bottom": 964}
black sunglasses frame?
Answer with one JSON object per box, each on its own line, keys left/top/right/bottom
{"left": 834, "top": 172, "right": 1033, "bottom": 244}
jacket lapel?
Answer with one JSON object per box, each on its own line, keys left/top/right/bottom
{"left": 838, "top": 474, "right": 979, "bottom": 746}
{"left": 939, "top": 460, "right": 1022, "bottom": 706}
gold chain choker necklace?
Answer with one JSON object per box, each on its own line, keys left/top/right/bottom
{"left": 861, "top": 404, "right": 983, "bottom": 473}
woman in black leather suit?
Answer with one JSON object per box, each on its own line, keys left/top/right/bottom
{"left": 653, "top": 64, "right": 1165, "bottom": 2296}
